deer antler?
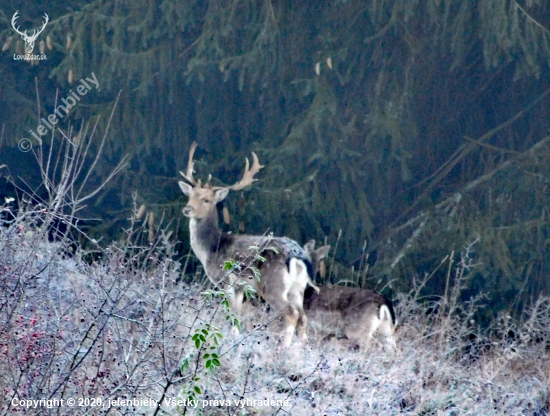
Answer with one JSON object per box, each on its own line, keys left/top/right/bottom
{"left": 228, "top": 152, "right": 264, "bottom": 191}
{"left": 180, "top": 142, "right": 263, "bottom": 190}
{"left": 179, "top": 142, "right": 198, "bottom": 186}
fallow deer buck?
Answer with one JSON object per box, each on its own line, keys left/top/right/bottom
{"left": 303, "top": 240, "right": 397, "bottom": 352}
{"left": 178, "top": 143, "right": 317, "bottom": 347}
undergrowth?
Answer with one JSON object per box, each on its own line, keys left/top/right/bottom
{"left": 1, "top": 205, "right": 549, "bottom": 415}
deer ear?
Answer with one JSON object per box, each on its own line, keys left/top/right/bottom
{"left": 178, "top": 181, "right": 193, "bottom": 196}
{"left": 213, "top": 188, "right": 229, "bottom": 202}
{"left": 316, "top": 245, "right": 331, "bottom": 260}
{"left": 304, "top": 240, "right": 316, "bottom": 253}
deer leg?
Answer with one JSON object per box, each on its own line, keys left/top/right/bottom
{"left": 281, "top": 303, "right": 300, "bottom": 348}
{"left": 295, "top": 307, "right": 308, "bottom": 341}
{"left": 363, "top": 317, "right": 385, "bottom": 350}
{"left": 262, "top": 290, "right": 299, "bottom": 348}
{"left": 226, "top": 274, "right": 244, "bottom": 335}
{"left": 287, "top": 259, "right": 309, "bottom": 342}
{"left": 365, "top": 333, "right": 382, "bottom": 349}
{"left": 228, "top": 286, "right": 244, "bottom": 317}
{"left": 287, "top": 286, "right": 308, "bottom": 341}
{"left": 266, "top": 296, "right": 299, "bottom": 348}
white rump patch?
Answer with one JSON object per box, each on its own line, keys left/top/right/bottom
{"left": 376, "top": 304, "right": 397, "bottom": 351}
{"left": 288, "top": 258, "right": 309, "bottom": 288}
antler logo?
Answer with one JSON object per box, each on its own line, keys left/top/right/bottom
{"left": 11, "top": 11, "right": 49, "bottom": 55}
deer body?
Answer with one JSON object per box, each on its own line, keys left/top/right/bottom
{"left": 303, "top": 241, "right": 397, "bottom": 352}
{"left": 304, "top": 285, "right": 397, "bottom": 351}
{"left": 179, "top": 143, "right": 314, "bottom": 347}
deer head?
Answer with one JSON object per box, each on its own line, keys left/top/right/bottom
{"left": 11, "top": 11, "right": 49, "bottom": 55}
{"left": 178, "top": 142, "right": 264, "bottom": 220}
{"left": 304, "top": 240, "right": 331, "bottom": 278}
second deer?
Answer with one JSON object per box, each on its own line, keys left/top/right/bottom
{"left": 303, "top": 240, "right": 397, "bottom": 352}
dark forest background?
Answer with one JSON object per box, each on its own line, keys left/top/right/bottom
{"left": 1, "top": 0, "right": 550, "bottom": 323}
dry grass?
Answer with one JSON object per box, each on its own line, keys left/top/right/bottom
{"left": 1, "top": 209, "right": 549, "bottom": 416}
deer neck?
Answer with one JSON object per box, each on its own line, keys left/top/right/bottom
{"left": 189, "top": 208, "right": 224, "bottom": 268}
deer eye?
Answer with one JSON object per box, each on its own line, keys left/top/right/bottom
{"left": 204, "top": 199, "right": 211, "bottom": 203}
